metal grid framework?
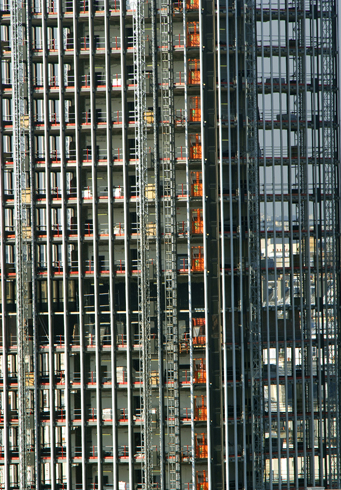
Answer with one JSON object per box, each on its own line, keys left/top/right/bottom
{"left": 0, "top": 0, "right": 340, "bottom": 489}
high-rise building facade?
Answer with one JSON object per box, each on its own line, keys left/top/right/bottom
{"left": 0, "top": 0, "right": 339, "bottom": 489}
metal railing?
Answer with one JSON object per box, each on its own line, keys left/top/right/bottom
{"left": 177, "top": 257, "right": 189, "bottom": 271}
{"left": 180, "top": 407, "right": 193, "bottom": 419}
{"left": 177, "top": 221, "right": 188, "bottom": 235}
{"left": 84, "top": 258, "right": 110, "bottom": 273}
{"left": 118, "top": 445, "right": 129, "bottom": 458}
{"left": 70, "top": 372, "right": 81, "bottom": 384}
{"left": 114, "top": 223, "right": 125, "bottom": 235}
{"left": 176, "top": 183, "right": 188, "bottom": 196}
{"left": 174, "top": 71, "right": 185, "bottom": 85}
{"left": 173, "top": 33, "right": 184, "bottom": 47}
{"left": 112, "top": 74, "right": 122, "bottom": 87}
{"left": 116, "top": 368, "right": 128, "bottom": 384}
{"left": 114, "top": 259, "right": 126, "bottom": 273}
{"left": 64, "top": 74, "right": 75, "bottom": 87}
{"left": 112, "top": 110, "right": 123, "bottom": 123}
{"left": 175, "top": 146, "right": 187, "bottom": 159}
{"left": 48, "top": 75, "right": 59, "bottom": 87}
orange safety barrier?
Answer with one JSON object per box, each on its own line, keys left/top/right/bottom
{"left": 186, "top": 0, "right": 199, "bottom": 9}
{"left": 195, "top": 434, "right": 208, "bottom": 459}
{"left": 194, "top": 396, "right": 207, "bottom": 421}
{"left": 189, "top": 134, "right": 202, "bottom": 159}
{"left": 190, "top": 143, "right": 202, "bottom": 159}
{"left": 193, "top": 317, "right": 205, "bottom": 346}
{"left": 197, "top": 471, "right": 208, "bottom": 490}
{"left": 189, "top": 70, "right": 200, "bottom": 84}
{"left": 194, "top": 368, "right": 206, "bottom": 383}
{"left": 191, "top": 246, "right": 204, "bottom": 271}
{"left": 193, "top": 358, "right": 206, "bottom": 383}
{"left": 188, "top": 59, "right": 200, "bottom": 84}
{"left": 187, "top": 22, "right": 200, "bottom": 47}
{"left": 191, "top": 171, "right": 203, "bottom": 196}
{"left": 192, "top": 209, "right": 203, "bottom": 234}
{"left": 189, "top": 96, "right": 201, "bottom": 122}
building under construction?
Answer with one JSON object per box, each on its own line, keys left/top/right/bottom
{"left": 0, "top": 0, "right": 340, "bottom": 488}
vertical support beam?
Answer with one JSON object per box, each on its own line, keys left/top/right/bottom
{"left": 244, "top": 1, "right": 263, "bottom": 488}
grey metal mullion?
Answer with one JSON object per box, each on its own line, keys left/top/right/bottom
{"left": 198, "top": 0, "right": 211, "bottom": 485}
{"left": 301, "top": 2, "right": 316, "bottom": 482}
{"left": 88, "top": 4, "right": 103, "bottom": 485}
{"left": 56, "top": 4, "right": 71, "bottom": 487}
{"left": 104, "top": 0, "right": 118, "bottom": 487}
{"left": 239, "top": 9, "right": 247, "bottom": 471}
{"left": 225, "top": 5, "right": 234, "bottom": 484}
{"left": 119, "top": 7, "right": 133, "bottom": 489}
{"left": 317, "top": 4, "right": 327, "bottom": 483}
{"left": 41, "top": 2, "right": 56, "bottom": 486}
{"left": 293, "top": 3, "right": 309, "bottom": 485}
{"left": 182, "top": 4, "right": 194, "bottom": 487}
{"left": 226, "top": 6, "right": 234, "bottom": 483}
{"left": 216, "top": 8, "right": 228, "bottom": 490}
{"left": 234, "top": 7, "right": 241, "bottom": 488}
{"left": 277, "top": 4, "right": 288, "bottom": 484}
{"left": 268, "top": 4, "right": 276, "bottom": 485}
{"left": 0, "top": 93, "right": 9, "bottom": 489}
{"left": 278, "top": 6, "right": 290, "bottom": 487}
{"left": 282, "top": 5, "right": 297, "bottom": 486}
{"left": 320, "top": 1, "right": 333, "bottom": 483}
{"left": 335, "top": 1, "right": 341, "bottom": 484}
{"left": 260, "top": 3, "right": 273, "bottom": 486}
{"left": 297, "top": 6, "right": 310, "bottom": 479}
{"left": 310, "top": 7, "right": 324, "bottom": 482}
{"left": 71, "top": 3, "right": 87, "bottom": 488}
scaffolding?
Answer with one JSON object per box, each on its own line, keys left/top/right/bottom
{"left": 134, "top": 1, "right": 153, "bottom": 488}
{"left": 10, "top": 1, "right": 36, "bottom": 489}
{"left": 160, "top": 0, "right": 180, "bottom": 487}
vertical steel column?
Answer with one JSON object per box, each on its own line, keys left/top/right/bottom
{"left": 104, "top": 0, "right": 118, "bottom": 487}
{"left": 71, "top": 2, "right": 87, "bottom": 487}
{"left": 244, "top": 1, "right": 263, "bottom": 488}
{"left": 320, "top": 0, "right": 339, "bottom": 485}
{"left": 57, "top": 1, "right": 71, "bottom": 486}
{"left": 0, "top": 48, "right": 9, "bottom": 490}
{"left": 150, "top": 0, "right": 165, "bottom": 484}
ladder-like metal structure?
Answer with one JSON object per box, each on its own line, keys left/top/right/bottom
{"left": 245, "top": 1, "right": 263, "bottom": 489}
{"left": 134, "top": 2, "right": 153, "bottom": 488}
{"left": 160, "top": 0, "right": 180, "bottom": 488}
{"left": 11, "top": 1, "right": 35, "bottom": 489}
